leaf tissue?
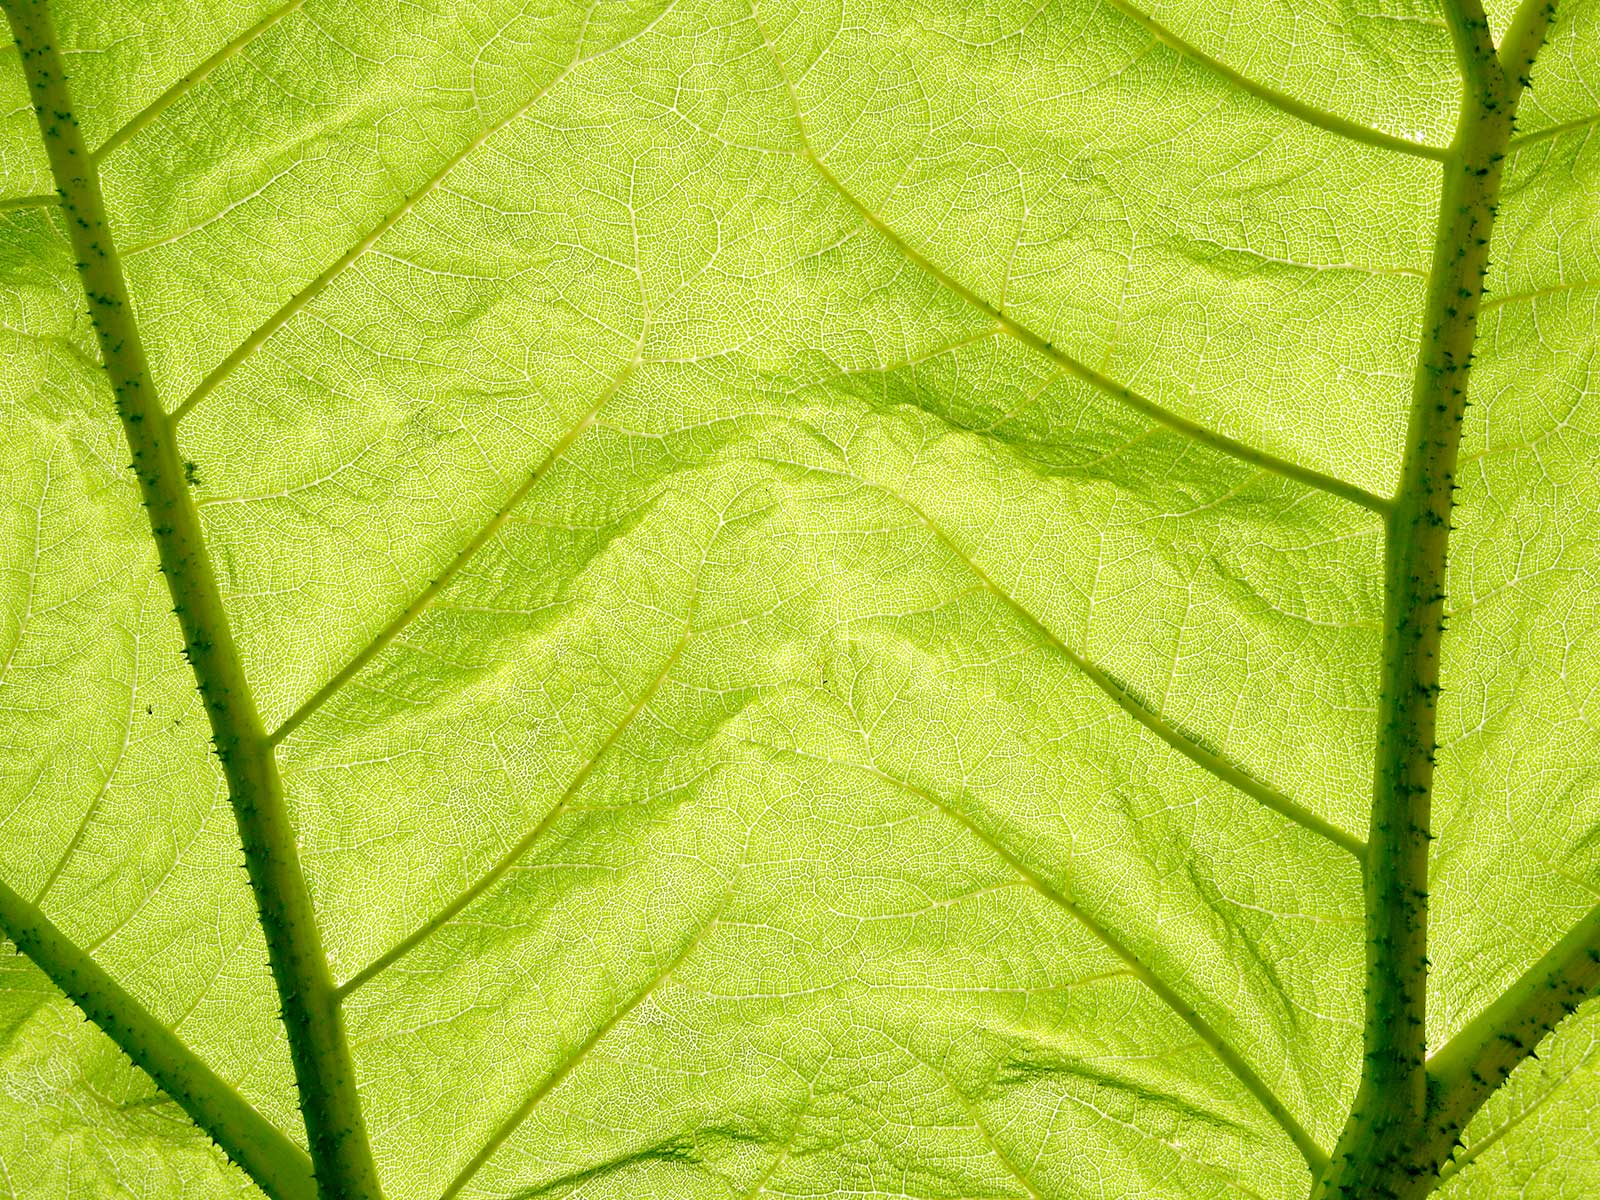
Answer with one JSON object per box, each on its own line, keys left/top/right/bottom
{"left": 1, "top": 0, "right": 1598, "bottom": 1196}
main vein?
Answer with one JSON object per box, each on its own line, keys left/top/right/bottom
{"left": 1, "top": 4, "right": 382, "bottom": 1196}
{"left": 1314, "top": 0, "right": 1555, "bottom": 1193}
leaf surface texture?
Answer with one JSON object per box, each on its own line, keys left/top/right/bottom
{"left": 1, "top": 0, "right": 1598, "bottom": 1196}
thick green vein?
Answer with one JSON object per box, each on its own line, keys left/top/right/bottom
{"left": 1312, "top": 1, "right": 1555, "bottom": 1195}
{"left": 0, "top": 3, "right": 382, "bottom": 1196}
{"left": 0, "top": 877, "right": 317, "bottom": 1200}
{"left": 1424, "top": 900, "right": 1600, "bottom": 1174}
{"left": 1433, "top": 1032, "right": 1598, "bottom": 1186}
{"left": 749, "top": 0, "right": 1392, "bottom": 517}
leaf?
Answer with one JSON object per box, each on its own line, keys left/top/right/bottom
{"left": 0, "top": 0, "right": 1597, "bottom": 1197}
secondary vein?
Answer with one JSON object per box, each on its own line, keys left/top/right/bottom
{"left": 1102, "top": 0, "right": 1451, "bottom": 162}
{"left": 268, "top": 354, "right": 641, "bottom": 747}
{"left": 334, "top": 626, "right": 689, "bottom": 996}
{"left": 0, "top": 191, "right": 59, "bottom": 212}
{"left": 90, "top": 0, "right": 310, "bottom": 164}
{"left": 893, "top": 486, "right": 1366, "bottom": 858}
{"left": 437, "top": 904, "right": 726, "bottom": 1200}
{"left": 166, "top": 0, "right": 678, "bottom": 424}
{"left": 765, "top": 743, "right": 1329, "bottom": 1174}
{"left": 754, "top": 449, "right": 1365, "bottom": 859}
{"left": 748, "top": 0, "right": 1392, "bottom": 518}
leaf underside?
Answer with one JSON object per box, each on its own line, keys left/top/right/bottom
{"left": 0, "top": 0, "right": 1597, "bottom": 1197}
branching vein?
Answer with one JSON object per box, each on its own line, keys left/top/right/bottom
{"left": 749, "top": 0, "right": 1392, "bottom": 518}
{"left": 436, "top": 905, "right": 725, "bottom": 1200}
{"left": 1101, "top": 0, "right": 1451, "bottom": 161}
{"left": 763, "top": 744, "right": 1328, "bottom": 1174}
{"left": 90, "top": 0, "right": 310, "bottom": 164}
{"left": 168, "top": 0, "right": 677, "bottom": 424}
{"left": 891, "top": 485, "right": 1366, "bottom": 858}
{"left": 334, "top": 626, "right": 688, "bottom": 995}
{"left": 268, "top": 355, "right": 640, "bottom": 746}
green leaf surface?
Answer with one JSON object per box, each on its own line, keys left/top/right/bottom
{"left": 0, "top": 0, "right": 1596, "bottom": 1196}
